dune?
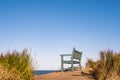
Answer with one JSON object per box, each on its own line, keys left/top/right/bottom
{"left": 33, "top": 69, "right": 95, "bottom": 80}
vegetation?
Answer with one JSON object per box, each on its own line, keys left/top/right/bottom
{"left": 0, "top": 49, "right": 33, "bottom": 80}
{"left": 86, "top": 50, "right": 120, "bottom": 80}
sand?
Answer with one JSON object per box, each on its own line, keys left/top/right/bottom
{"left": 33, "top": 70, "right": 95, "bottom": 80}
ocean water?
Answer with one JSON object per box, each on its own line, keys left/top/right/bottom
{"left": 33, "top": 70, "right": 55, "bottom": 75}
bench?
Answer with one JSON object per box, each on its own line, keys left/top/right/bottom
{"left": 60, "top": 48, "right": 82, "bottom": 72}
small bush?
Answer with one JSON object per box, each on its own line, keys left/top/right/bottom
{"left": 86, "top": 50, "right": 120, "bottom": 80}
{"left": 0, "top": 49, "right": 33, "bottom": 80}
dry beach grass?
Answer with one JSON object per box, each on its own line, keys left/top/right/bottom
{"left": 0, "top": 49, "right": 33, "bottom": 80}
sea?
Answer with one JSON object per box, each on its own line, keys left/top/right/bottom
{"left": 33, "top": 70, "right": 56, "bottom": 75}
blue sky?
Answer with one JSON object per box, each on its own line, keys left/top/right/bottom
{"left": 0, "top": 0, "right": 120, "bottom": 70}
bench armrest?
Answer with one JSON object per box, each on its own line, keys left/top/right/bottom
{"left": 60, "top": 54, "right": 72, "bottom": 56}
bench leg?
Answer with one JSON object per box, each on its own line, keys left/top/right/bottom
{"left": 71, "top": 64, "right": 74, "bottom": 71}
{"left": 61, "top": 56, "right": 64, "bottom": 72}
{"left": 79, "top": 63, "right": 82, "bottom": 72}
{"left": 61, "top": 63, "right": 64, "bottom": 72}
{"left": 71, "top": 60, "right": 74, "bottom": 71}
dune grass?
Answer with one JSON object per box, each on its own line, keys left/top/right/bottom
{"left": 86, "top": 50, "right": 120, "bottom": 80}
{"left": 0, "top": 49, "right": 33, "bottom": 80}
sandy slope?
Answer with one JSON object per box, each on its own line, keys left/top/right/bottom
{"left": 33, "top": 70, "right": 95, "bottom": 80}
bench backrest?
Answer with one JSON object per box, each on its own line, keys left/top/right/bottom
{"left": 72, "top": 48, "right": 82, "bottom": 60}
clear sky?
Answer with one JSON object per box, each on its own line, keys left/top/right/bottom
{"left": 0, "top": 0, "right": 120, "bottom": 70}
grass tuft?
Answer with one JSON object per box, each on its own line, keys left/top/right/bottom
{"left": 0, "top": 49, "right": 33, "bottom": 80}
{"left": 86, "top": 50, "right": 120, "bottom": 80}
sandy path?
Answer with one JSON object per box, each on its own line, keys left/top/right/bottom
{"left": 33, "top": 71, "right": 95, "bottom": 80}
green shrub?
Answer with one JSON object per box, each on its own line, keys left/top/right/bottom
{"left": 86, "top": 50, "right": 120, "bottom": 80}
{"left": 0, "top": 49, "right": 33, "bottom": 80}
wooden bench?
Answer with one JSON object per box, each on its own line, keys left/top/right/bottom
{"left": 60, "top": 48, "right": 82, "bottom": 72}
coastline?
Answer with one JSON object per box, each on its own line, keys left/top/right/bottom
{"left": 33, "top": 70, "right": 56, "bottom": 75}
